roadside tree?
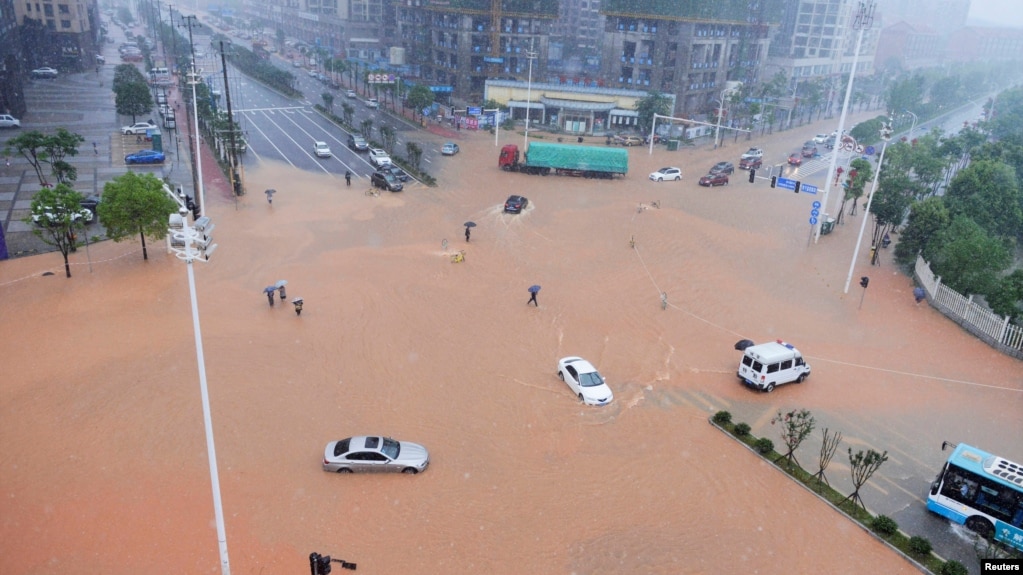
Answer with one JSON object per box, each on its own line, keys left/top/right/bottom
{"left": 944, "top": 160, "right": 1022, "bottom": 243}
{"left": 5, "top": 129, "right": 85, "bottom": 187}
{"left": 770, "top": 409, "right": 815, "bottom": 469}
{"left": 840, "top": 448, "right": 889, "bottom": 511}
{"left": 406, "top": 84, "right": 435, "bottom": 123}
{"left": 894, "top": 197, "right": 950, "bottom": 268}
{"left": 634, "top": 91, "right": 672, "bottom": 135}
{"left": 116, "top": 81, "right": 154, "bottom": 123}
{"left": 931, "top": 215, "right": 1011, "bottom": 295}
{"left": 98, "top": 172, "right": 179, "bottom": 261}
{"left": 24, "top": 184, "right": 89, "bottom": 278}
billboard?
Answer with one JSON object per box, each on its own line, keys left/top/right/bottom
{"left": 425, "top": 0, "right": 558, "bottom": 17}
{"left": 601, "top": 0, "right": 784, "bottom": 25}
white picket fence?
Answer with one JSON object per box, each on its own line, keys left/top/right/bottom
{"left": 915, "top": 255, "right": 1023, "bottom": 360}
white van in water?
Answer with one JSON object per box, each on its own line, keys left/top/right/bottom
{"left": 737, "top": 340, "right": 810, "bottom": 392}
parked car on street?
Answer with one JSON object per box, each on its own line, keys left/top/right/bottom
{"left": 365, "top": 98, "right": 379, "bottom": 108}
{"left": 383, "top": 165, "right": 410, "bottom": 182}
{"left": 121, "top": 121, "right": 157, "bottom": 135}
{"left": 322, "top": 436, "right": 429, "bottom": 474}
{"left": 0, "top": 114, "right": 20, "bottom": 128}
{"left": 618, "top": 135, "right": 642, "bottom": 146}
{"left": 31, "top": 67, "right": 59, "bottom": 79}
{"left": 369, "top": 148, "right": 391, "bottom": 167}
{"left": 124, "top": 149, "right": 166, "bottom": 165}
{"left": 740, "top": 147, "right": 764, "bottom": 160}
{"left": 345, "top": 90, "right": 356, "bottom": 98}
{"left": 709, "top": 161, "right": 734, "bottom": 175}
{"left": 738, "top": 157, "right": 762, "bottom": 170}
{"left": 699, "top": 172, "right": 730, "bottom": 187}
{"left": 648, "top": 167, "right": 682, "bottom": 182}
{"left": 370, "top": 170, "right": 404, "bottom": 192}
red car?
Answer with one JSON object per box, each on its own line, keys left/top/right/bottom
{"left": 699, "top": 173, "right": 729, "bottom": 187}
{"left": 788, "top": 153, "right": 803, "bottom": 166}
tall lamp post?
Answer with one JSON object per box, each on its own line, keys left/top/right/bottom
{"left": 815, "top": 0, "right": 876, "bottom": 244}
{"left": 843, "top": 118, "right": 892, "bottom": 293}
{"left": 904, "top": 110, "right": 918, "bottom": 142}
{"left": 166, "top": 209, "right": 228, "bottom": 575}
{"left": 523, "top": 38, "right": 537, "bottom": 150}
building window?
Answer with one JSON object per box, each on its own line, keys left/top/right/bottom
{"left": 43, "top": 4, "right": 53, "bottom": 16}
{"left": 61, "top": 19, "right": 71, "bottom": 28}
{"left": 58, "top": 3, "right": 69, "bottom": 13}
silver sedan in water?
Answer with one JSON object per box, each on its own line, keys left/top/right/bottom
{"left": 323, "top": 436, "right": 430, "bottom": 474}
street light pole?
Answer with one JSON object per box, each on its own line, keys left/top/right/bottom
{"left": 905, "top": 110, "right": 918, "bottom": 141}
{"left": 814, "top": 0, "right": 875, "bottom": 244}
{"left": 523, "top": 38, "right": 536, "bottom": 150}
{"left": 167, "top": 210, "right": 228, "bottom": 575}
{"left": 844, "top": 119, "right": 891, "bottom": 293}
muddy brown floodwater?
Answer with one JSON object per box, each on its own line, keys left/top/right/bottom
{"left": 2, "top": 113, "right": 1020, "bottom": 575}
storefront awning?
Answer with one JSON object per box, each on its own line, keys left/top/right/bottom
{"left": 507, "top": 100, "right": 546, "bottom": 110}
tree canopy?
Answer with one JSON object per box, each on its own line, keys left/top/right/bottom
{"left": 24, "top": 184, "right": 89, "bottom": 278}
{"left": 98, "top": 172, "right": 179, "bottom": 260}
{"left": 634, "top": 91, "right": 673, "bottom": 134}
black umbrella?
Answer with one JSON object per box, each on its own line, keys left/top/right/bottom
{"left": 734, "top": 339, "right": 755, "bottom": 351}
{"left": 464, "top": 221, "right": 477, "bottom": 228}
{"left": 528, "top": 285, "right": 541, "bottom": 293}
{"left": 265, "top": 188, "right": 276, "bottom": 197}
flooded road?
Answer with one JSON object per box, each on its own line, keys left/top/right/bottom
{"left": 2, "top": 115, "right": 1020, "bottom": 574}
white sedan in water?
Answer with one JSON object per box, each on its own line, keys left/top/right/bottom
{"left": 557, "top": 357, "right": 614, "bottom": 406}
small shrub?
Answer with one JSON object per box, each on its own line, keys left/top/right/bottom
{"left": 870, "top": 515, "right": 899, "bottom": 536}
{"left": 712, "top": 411, "right": 732, "bottom": 425}
{"left": 938, "top": 560, "right": 968, "bottom": 575}
{"left": 907, "top": 536, "right": 932, "bottom": 555}
{"left": 734, "top": 423, "right": 751, "bottom": 436}
{"left": 754, "top": 438, "right": 774, "bottom": 454}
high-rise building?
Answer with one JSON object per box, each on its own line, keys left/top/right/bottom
{"left": 13, "top": 0, "right": 100, "bottom": 73}
{"left": 597, "top": 0, "right": 782, "bottom": 116}
{"left": 550, "top": 0, "right": 604, "bottom": 73}
{"left": 396, "top": 0, "right": 559, "bottom": 103}
{"left": 0, "top": 0, "right": 26, "bottom": 116}
{"left": 879, "top": 0, "right": 969, "bottom": 34}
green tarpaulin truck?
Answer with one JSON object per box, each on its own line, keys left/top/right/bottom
{"left": 498, "top": 142, "right": 628, "bottom": 179}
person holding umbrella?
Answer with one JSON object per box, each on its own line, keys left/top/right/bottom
{"left": 264, "top": 286, "right": 277, "bottom": 307}
{"left": 527, "top": 285, "right": 541, "bottom": 306}
{"left": 345, "top": 170, "right": 352, "bottom": 187}
{"left": 265, "top": 189, "right": 276, "bottom": 206}
{"left": 275, "top": 280, "right": 288, "bottom": 301}
{"left": 291, "top": 297, "right": 304, "bottom": 316}
{"left": 464, "top": 221, "right": 476, "bottom": 242}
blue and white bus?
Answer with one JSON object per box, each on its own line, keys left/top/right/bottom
{"left": 927, "top": 442, "right": 1023, "bottom": 551}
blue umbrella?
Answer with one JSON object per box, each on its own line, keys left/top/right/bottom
{"left": 263, "top": 285, "right": 276, "bottom": 294}
{"left": 528, "top": 285, "right": 541, "bottom": 293}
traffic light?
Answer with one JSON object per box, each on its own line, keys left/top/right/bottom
{"left": 748, "top": 169, "right": 756, "bottom": 183}
{"left": 318, "top": 554, "right": 332, "bottom": 575}
{"left": 794, "top": 181, "right": 801, "bottom": 194}
{"left": 860, "top": 276, "right": 870, "bottom": 288}
{"left": 770, "top": 175, "right": 777, "bottom": 188}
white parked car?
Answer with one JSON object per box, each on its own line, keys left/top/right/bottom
{"left": 313, "top": 141, "right": 332, "bottom": 158}
{"left": 649, "top": 167, "right": 681, "bottom": 182}
{"left": 557, "top": 356, "right": 614, "bottom": 406}
{"left": 365, "top": 98, "right": 379, "bottom": 109}
{"left": 345, "top": 90, "right": 356, "bottom": 98}
{"left": 740, "top": 147, "right": 764, "bottom": 160}
{"left": 121, "top": 121, "right": 157, "bottom": 135}
{"left": 0, "top": 114, "right": 20, "bottom": 128}
{"left": 368, "top": 148, "right": 391, "bottom": 167}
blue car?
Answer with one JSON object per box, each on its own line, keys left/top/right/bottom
{"left": 125, "top": 149, "right": 165, "bottom": 165}
{"left": 441, "top": 142, "right": 459, "bottom": 155}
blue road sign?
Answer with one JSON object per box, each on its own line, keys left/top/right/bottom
{"left": 776, "top": 177, "right": 796, "bottom": 191}
{"left": 811, "top": 209, "right": 820, "bottom": 217}
{"left": 812, "top": 201, "right": 821, "bottom": 209}
{"left": 801, "top": 183, "right": 819, "bottom": 195}
{"left": 865, "top": 145, "right": 875, "bottom": 155}
{"left": 810, "top": 217, "right": 818, "bottom": 225}
{"left": 468, "top": 107, "right": 481, "bottom": 115}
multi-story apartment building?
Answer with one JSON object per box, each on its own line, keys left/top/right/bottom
{"left": 14, "top": 0, "right": 99, "bottom": 72}
{"left": 0, "top": 0, "right": 26, "bottom": 116}
{"left": 236, "top": 0, "right": 391, "bottom": 61}
{"left": 874, "top": 21, "right": 944, "bottom": 72}
{"left": 549, "top": 0, "right": 604, "bottom": 73}
{"left": 946, "top": 26, "right": 1023, "bottom": 64}
{"left": 879, "top": 0, "right": 969, "bottom": 35}
{"left": 396, "top": 0, "right": 559, "bottom": 103}
{"left": 597, "top": 0, "right": 781, "bottom": 117}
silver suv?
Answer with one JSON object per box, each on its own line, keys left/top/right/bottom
{"left": 348, "top": 134, "right": 368, "bottom": 151}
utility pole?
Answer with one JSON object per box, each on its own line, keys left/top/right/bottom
{"left": 168, "top": 4, "right": 178, "bottom": 75}
{"left": 814, "top": 0, "right": 875, "bottom": 244}
{"left": 220, "top": 40, "right": 244, "bottom": 196}
{"left": 179, "top": 14, "right": 202, "bottom": 213}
